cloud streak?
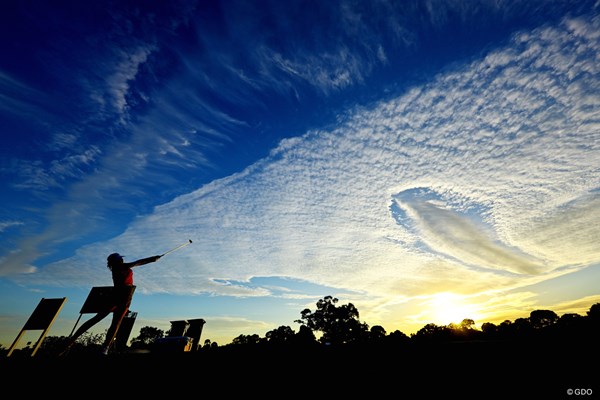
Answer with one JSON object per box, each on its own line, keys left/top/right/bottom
{"left": 392, "top": 188, "right": 541, "bottom": 275}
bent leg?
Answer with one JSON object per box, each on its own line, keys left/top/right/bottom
{"left": 102, "top": 286, "right": 135, "bottom": 354}
{"left": 60, "top": 311, "right": 110, "bottom": 355}
{"left": 102, "top": 306, "right": 129, "bottom": 353}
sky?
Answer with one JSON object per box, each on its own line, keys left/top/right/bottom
{"left": 1, "top": 0, "right": 600, "bottom": 349}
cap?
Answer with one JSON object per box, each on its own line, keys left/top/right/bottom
{"left": 107, "top": 253, "right": 124, "bottom": 263}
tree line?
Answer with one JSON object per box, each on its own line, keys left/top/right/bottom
{"left": 217, "top": 296, "right": 600, "bottom": 349}
{"left": 3, "top": 295, "right": 599, "bottom": 357}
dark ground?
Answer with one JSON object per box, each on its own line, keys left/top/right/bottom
{"left": 2, "top": 340, "right": 596, "bottom": 398}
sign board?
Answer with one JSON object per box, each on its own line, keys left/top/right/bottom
{"left": 7, "top": 297, "right": 67, "bottom": 357}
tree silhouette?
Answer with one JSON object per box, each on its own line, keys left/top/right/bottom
{"left": 293, "top": 324, "right": 317, "bottom": 346}
{"left": 386, "top": 329, "right": 410, "bottom": 346}
{"left": 412, "top": 323, "right": 452, "bottom": 342}
{"left": 529, "top": 309, "right": 558, "bottom": 330}
{"left": 265, "top": 325, "right": 296, "bottom": 344}
{"left": 231, "top": 333, "right": 262, "bottom": 346}
{"left": 369, "top": 325, "right": 387, "bottom": 340}
{"left": 130, "top": 326, "right": 165, "bottom": 350}
{"left": 587, "top": 303, "right": 600, "bottom": 322}
{"left": 295, "top": 295, "right": 369, "bottom": 346}
{"left": 481, "top": 321, "right": 498, "bottom": 339}
{"left": 460, "top": 318, "right": 476, "bottom": 329}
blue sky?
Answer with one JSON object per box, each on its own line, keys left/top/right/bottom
{"left": 1, "top": 0, "right": 600, "bottom": 348}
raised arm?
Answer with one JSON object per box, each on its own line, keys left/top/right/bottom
{"left": 131, "top": 255, "right": 162, "bottom": 267}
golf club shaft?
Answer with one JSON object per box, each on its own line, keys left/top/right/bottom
{"left": 161, "top": 239, "right": 192, "bottom": 256}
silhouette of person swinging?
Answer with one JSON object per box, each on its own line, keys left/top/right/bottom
{"left": 60, "top": 252, "right": 161, "bottom": 356}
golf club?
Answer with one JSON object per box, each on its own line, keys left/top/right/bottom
{"left": 161, "top": 239, "right": 193, "bottom": 257}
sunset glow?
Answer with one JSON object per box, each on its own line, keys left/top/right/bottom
{"left": 428, "top": 293, "right": 481, "bottom": 327}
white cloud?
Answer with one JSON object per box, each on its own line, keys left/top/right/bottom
{"left": 0, "top": 221, "right": 24, "bottom": 233}
{"left": 106, "top": 45, "right": 156, "bottom": 116}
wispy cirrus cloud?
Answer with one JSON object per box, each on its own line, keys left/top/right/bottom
{"left": 0, "top": 71, "right": 49, "bottom": 119}
{"left": 104, "top": 45, "right": 157, "bottom": 117}
{"left": 0, "top": 221, "right": 24, "bottom": 233}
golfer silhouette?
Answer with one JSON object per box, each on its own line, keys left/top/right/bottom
{"left": 60, "top": 252, "right": 161, "bottom": 356}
